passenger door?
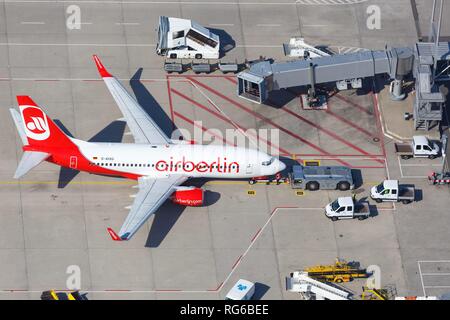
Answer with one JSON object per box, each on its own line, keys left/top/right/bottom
{"left": 415, "top": 144, "right": 424, "bottom": 157}
{"left": 69, "top": 156, "right": 78, "bottom": 169}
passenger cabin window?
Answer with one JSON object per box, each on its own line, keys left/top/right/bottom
{"left": 392, "top": 189, "right": 397, "bottom": 195}
{"left": 337, "top": 207, "right": 345, "bottom": 212}
{"left": 416, "top": 145, "right": 421, "bottom": 150}
{"left": 347, "top": 206, "right": 353, "bottom": 211}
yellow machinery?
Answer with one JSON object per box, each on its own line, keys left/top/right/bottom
{"left": 361, "top": 286, "right": 397, "bottom": 300}
{"left": 304, "top": 259, "right": 368, "bottom": 283}
{"left": 41, "top": 290, "right": 86, "bottom": 300}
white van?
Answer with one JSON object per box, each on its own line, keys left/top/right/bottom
{"left": 225, "top": 279, "right": 256, "bottom": 300}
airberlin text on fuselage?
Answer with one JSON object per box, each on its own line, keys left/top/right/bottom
{"left": 155, "top": 157, "right": 240, "bottom": 173}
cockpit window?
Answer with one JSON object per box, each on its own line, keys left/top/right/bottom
{"left": 262, "top": 157, "right": 275, "bottom": 166}
{"left": 376, "top": 183, "right": 384, "bottom": 193}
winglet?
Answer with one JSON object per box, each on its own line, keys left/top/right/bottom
{"left": 107, "top": 228, "right": 122, "bottom": 241}
{"left": 93, "top": 55, "right": 113, "bottom": 78}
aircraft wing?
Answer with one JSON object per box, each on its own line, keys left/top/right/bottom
{"left": 93, "top": 55, "right": 172, "bottom": 145}
{"left": 108, "top": 175, "right": 187, "bottom": 241}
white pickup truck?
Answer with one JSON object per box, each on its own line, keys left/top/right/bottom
{"left": 325, "top": 197, "right": 370, "bottom": 221}
{"left": 394, "top": 136, "right": 440, "bottom": 160}
{"left": 370, "top": 180, "right": 415, "bottom": 204}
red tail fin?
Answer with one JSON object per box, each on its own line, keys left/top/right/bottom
{"left": 17, "top": 96, "right": 74, "bottom": 149}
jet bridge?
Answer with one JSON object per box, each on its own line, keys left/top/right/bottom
{"left": 237, "top": 47, "right": 414, "bottom": 104}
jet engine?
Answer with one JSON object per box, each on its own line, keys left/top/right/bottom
{"left": 171, "top": 187, "right": 204, "bottom": 206}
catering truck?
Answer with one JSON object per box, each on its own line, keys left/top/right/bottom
{"left": 394, "top": 136, "right": 440, "bottom": 160}
{"left": 325, "top": 197, "right": 370, "bottom": 221}
{"left": 370, "top": 180, "right": 415, "bottom": 204}
{"left": 156, "top": 16, "right": 220, "bottom": 59}
{"left": 289, "top": 165, "right": 354, "bottom": 191}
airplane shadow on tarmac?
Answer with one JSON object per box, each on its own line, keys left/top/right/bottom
{"left": 145, "top": 183, "right": 221, "bottom": 248}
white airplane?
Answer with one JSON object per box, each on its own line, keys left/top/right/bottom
{"left": 9, "top": 55, "right": 286, "bottom": 241}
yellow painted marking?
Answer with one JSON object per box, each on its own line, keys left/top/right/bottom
{"left": 303, "top": 160, "right": 320, "bottom": 166}
{"left": 247, "top": 190, "right": 256, "bottom": 196}
{"left": 296, "top": 190, "right": 305, "bottom": 196}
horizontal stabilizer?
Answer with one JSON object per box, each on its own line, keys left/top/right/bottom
{"left": 14, "top": 151, "right": 50, "bottom": 179}
{"left": 9, "top": 108, "right": 28, "bottom": 145}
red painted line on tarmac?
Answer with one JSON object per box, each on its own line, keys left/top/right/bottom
{"left": 171, "top": 88, "right": 294, "bottom": 157}
{"left": 168, "top": 74, "right": 237, "bottom": 79}
{"left": 187, "top": 76, "right": 351, "bottom": 167}
{"left": 166, "top": 75, "right": 176, "bottom": 130}
{"left": 232, "top": 255, "right": 243, "bottom": 270}
{"left": 174, "top": 111, "right": 237, "bottom": 147}
{"left": 251, "top": 228, "right": 262, "bottom": 243}
{"left": 83, "top": 79, "right": 102, "bottom": 82}
{"left": 223, "top": 76, "right": 237, "bottom": 85}
{"left": 280, "top": 107, "right": 384, "bottom": 164}
{"left": 326, "top": 101, "right": 375, "bottom": 138}
{"left": 334, "top": 93, "right": 372, "bottom": 115}
{"left": 34, "top": 79, "right": 61, "bottom": 82}
{"left": 292, "top": 154, "right": 385, "bottom": 157}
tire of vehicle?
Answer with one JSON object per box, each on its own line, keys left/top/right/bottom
{"left": 170, "top": 53, "right": 177, "bottom": 59}
{"left": 331, "top": 217, "right": 338, "bottom": 222}
{"left": 337, "top": 181, "right": 351, "bottom": 191}
{"left": 375, "top": 198, "right": 382, "bottom": 203}
{"left": 336, "top": 278, "right": 343, "bottom": 283}
{"left": 429, "top": 155, "right": 436, "bottom": 159}
{"left": 306, "top": 181, "right": 319, "bottom": 191}
{"left": 195, "top": 54, "right": 202, "bottom": 59}
{"left": 402, "top": 200, "right": 411, "bottom": 204}
{"left": 401, "top": 155, "right": 411, "bottom": 160}
{"left": 358, "top": 216, "right": 366, "bottom": 221}
{"left": 249, "top": 180, "right": 256, "bottom": 185}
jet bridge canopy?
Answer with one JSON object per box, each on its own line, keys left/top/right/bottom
{"left": 237, "top": 47, "right": 413, "bottom": 104}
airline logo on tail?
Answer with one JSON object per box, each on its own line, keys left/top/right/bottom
{"left": 20, "top": 106, "right": 50, "bottom": 141}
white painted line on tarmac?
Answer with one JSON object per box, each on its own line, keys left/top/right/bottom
{"left": 422, "top": 273, "right": 450, "bottom": 276}
{"left": 3, "top": 0, "right": 370, "bottom": 5}
{"left": 418, "top": 261, "right": 427, "bottom": 296}
{"left": 302, "top": 24, "right": 328, "bottom": 27}
{"left": 256, "top": 24, "right": 281, "bottom": 27}
{"left": 2, "top": 0, "right": 298, "bottom": 5}
{"left": 209, "top": 23, "right": 234, "bottom": 27}
{"left": 115, "top": 22, "right": 140, "bottom": 25}
{"left": 20, "top": 21, "right": 45, "bottom": 25}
